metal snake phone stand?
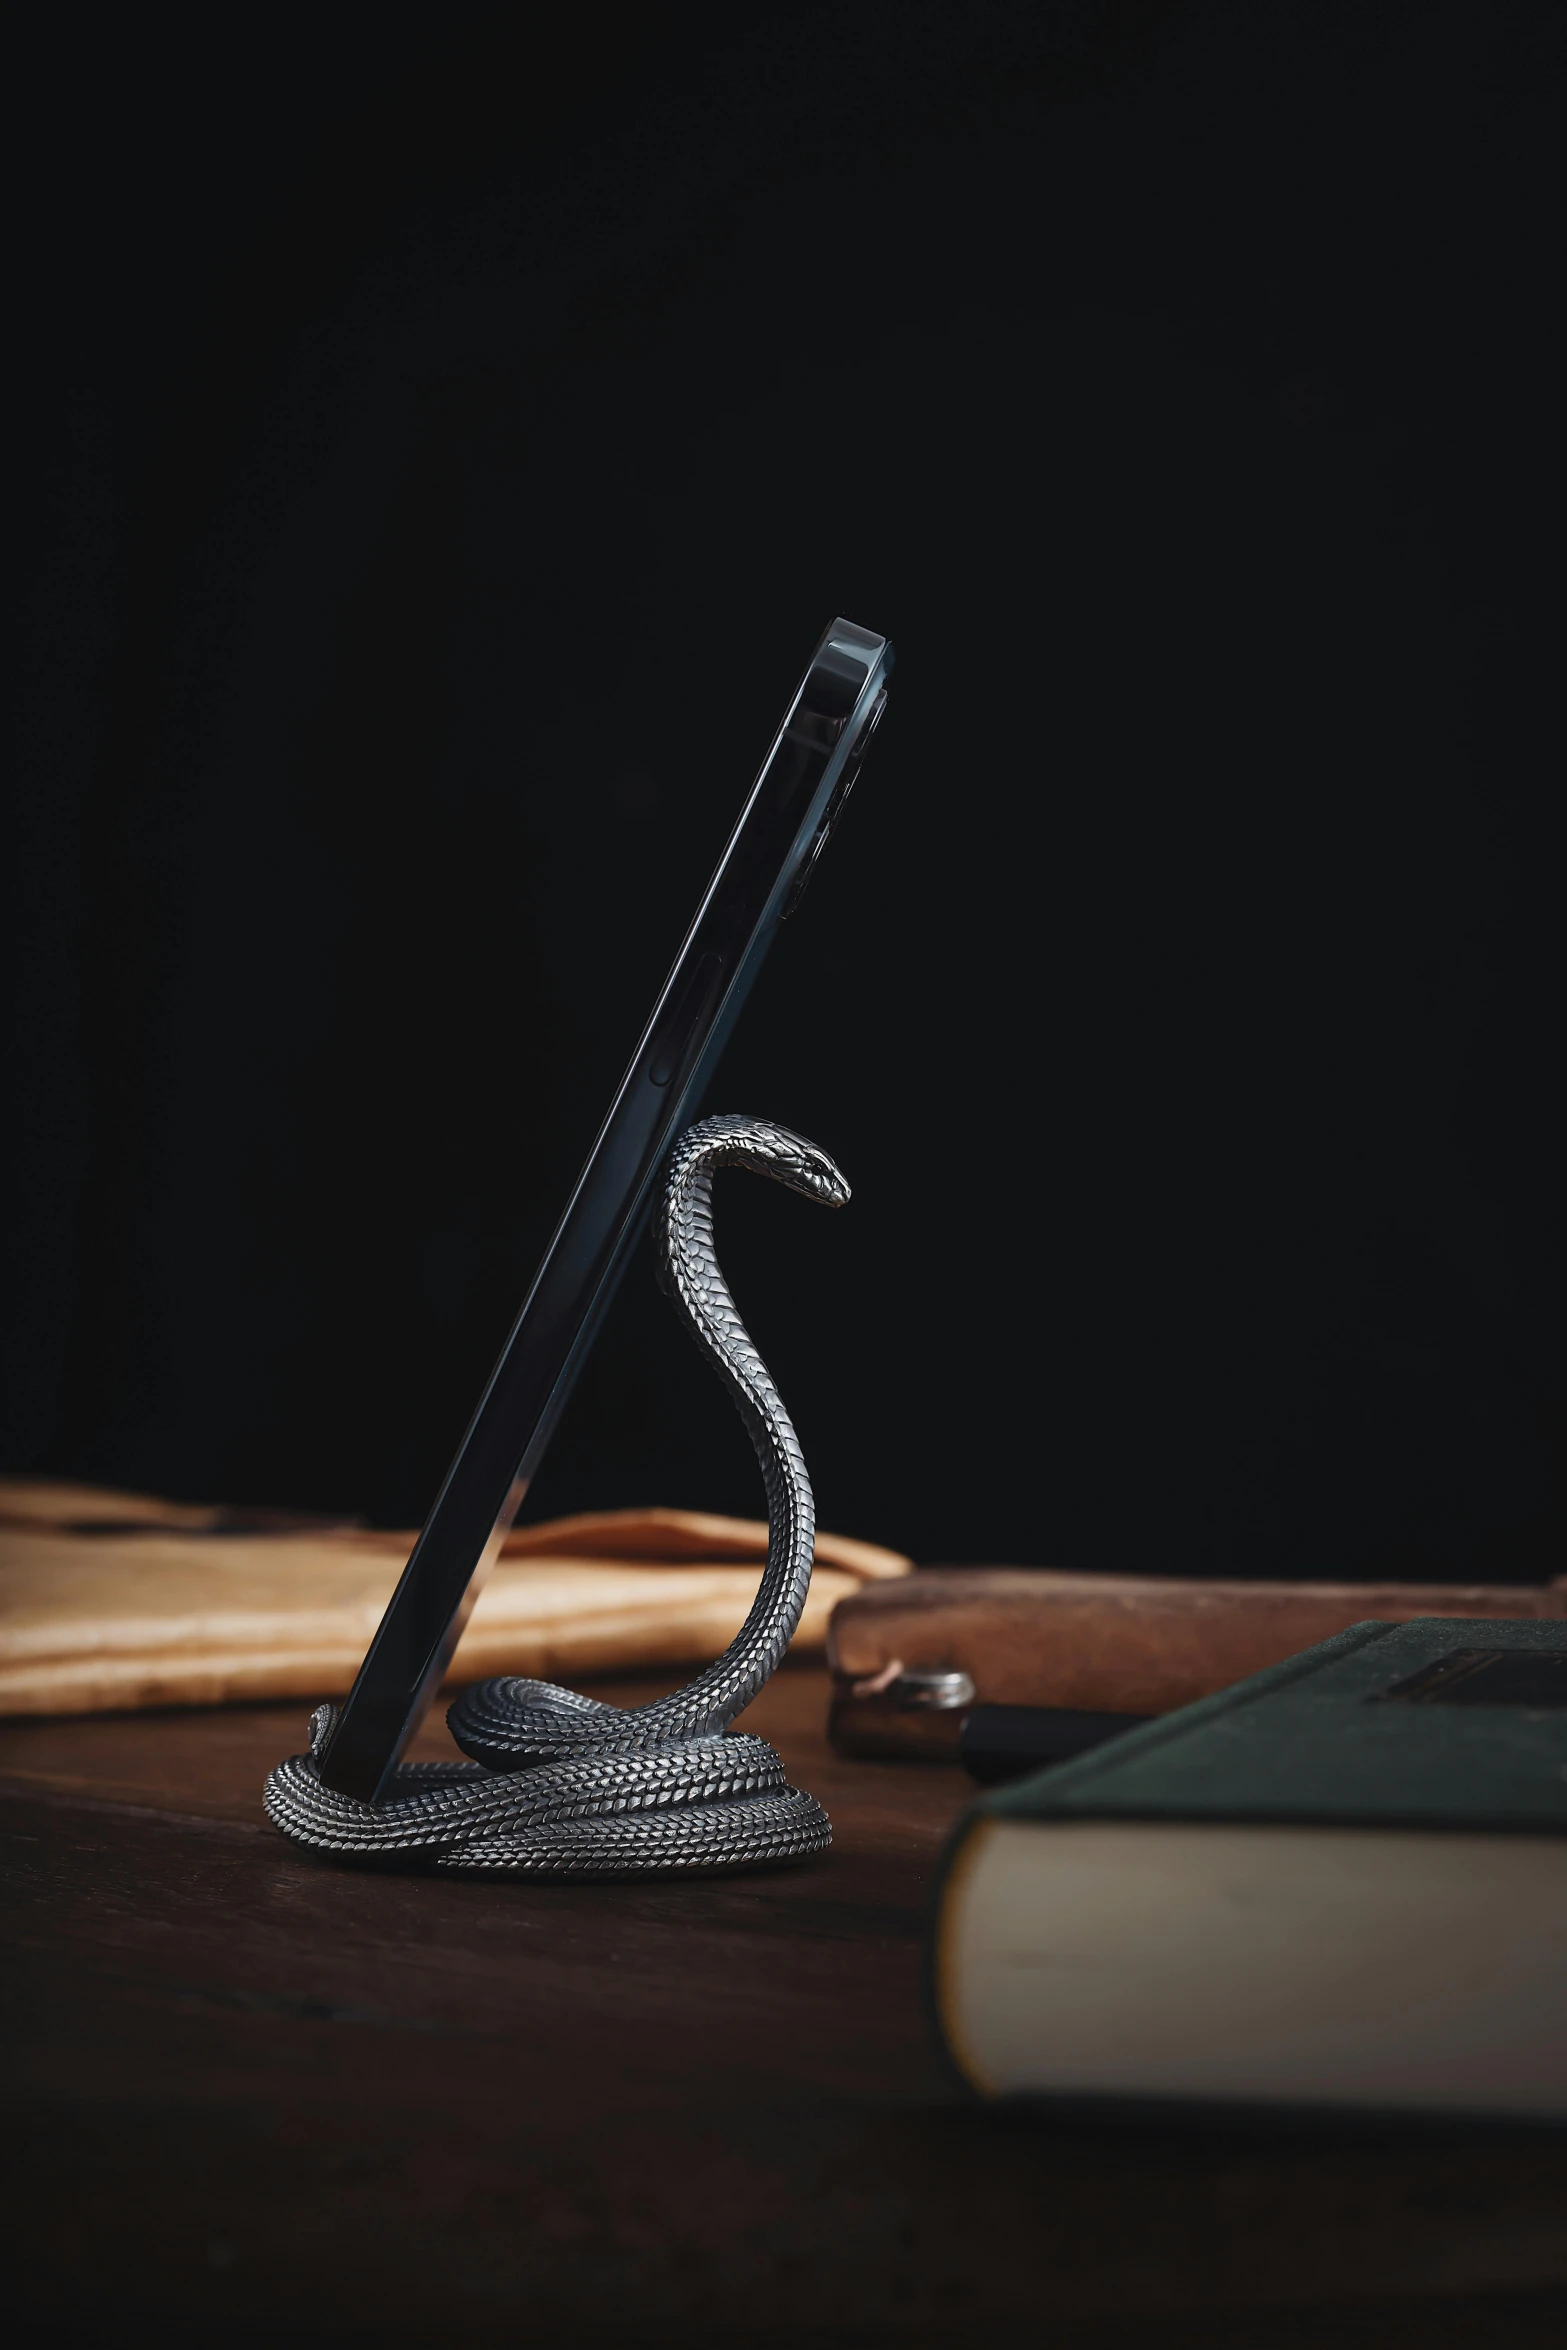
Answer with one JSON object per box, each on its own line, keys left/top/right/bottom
{"left": 264, "top": 1115, "right": 847, "bottom": 1876}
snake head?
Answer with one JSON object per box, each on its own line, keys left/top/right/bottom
{"left": 694, "top": 1114, "right": 851, "bottom": 1209}
{"left": 768, "top": 1126, "right": 852, "bottom": 1209}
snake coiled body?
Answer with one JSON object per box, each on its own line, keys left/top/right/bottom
{"left": 264, "top": 1115, "right": 846, "bottom": 1876}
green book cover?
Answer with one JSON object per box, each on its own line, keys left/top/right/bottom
{"left": 981, "top": 1616, "right": 1567, "bottom": 1833}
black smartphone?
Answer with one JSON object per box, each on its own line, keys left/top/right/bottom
{"left": 319, "top": 617, "right": 894, "bottom": 1799}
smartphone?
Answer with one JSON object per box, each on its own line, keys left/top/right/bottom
{"left": 318, "top": 617, "right": 894, "bottom": 1799}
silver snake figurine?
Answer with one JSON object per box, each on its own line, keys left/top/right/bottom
{"left": 264, "top": 1114, "right": 847, "bottom": 1876}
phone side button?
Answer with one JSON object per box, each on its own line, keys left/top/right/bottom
{"left": 648, "top": 950, "right": 724, "bottom": 1086}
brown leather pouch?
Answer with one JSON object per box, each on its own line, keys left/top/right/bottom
{"left": 826, "top": 1566, "right": 1567, "bottom": 1758}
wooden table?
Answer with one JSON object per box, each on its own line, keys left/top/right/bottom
{"left": 5, "top": 1664, "right": 1567, "bottom": 2346}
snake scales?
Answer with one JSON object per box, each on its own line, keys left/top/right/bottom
{"left": 264, "top": 1114, "right": 846, "bottom": 1876}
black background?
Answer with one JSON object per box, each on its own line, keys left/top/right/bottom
{"left": 5, "top": 0, "right": 1566, "bottom": 1579}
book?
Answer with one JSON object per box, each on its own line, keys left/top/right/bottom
{"left": 932, "top": 1618, "right": 1567, "bottom": 2118}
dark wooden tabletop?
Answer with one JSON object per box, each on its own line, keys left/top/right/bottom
{"left": 5, "top": 1662, "right": 1567, "bottom": 2347}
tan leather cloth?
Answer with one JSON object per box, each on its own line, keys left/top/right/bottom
{"left": 0, "top": 1480, "right": 910, "bottom": 1717}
